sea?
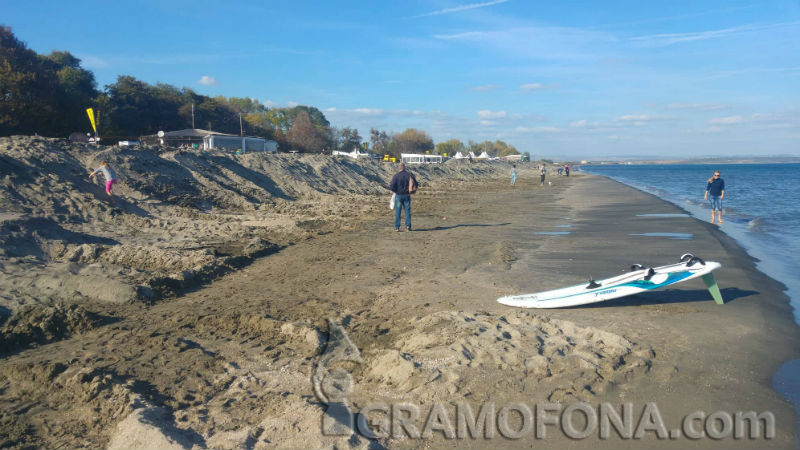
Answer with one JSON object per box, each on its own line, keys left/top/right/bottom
{"left": 581, "top": 163, "right": 800, "bottom": 438}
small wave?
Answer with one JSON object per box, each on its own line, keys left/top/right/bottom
{"left": 747, "top": 217, "right": 769, "bottom": 232}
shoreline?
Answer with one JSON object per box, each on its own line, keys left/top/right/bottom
{"left": 1, "top": 156, "right": 799, "bottom": 448}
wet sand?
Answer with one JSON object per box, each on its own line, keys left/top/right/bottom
{"left": 1, "top": 169, "right": 798, "bottom": 449}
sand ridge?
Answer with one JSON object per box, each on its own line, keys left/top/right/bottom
{"left": 1, "top": 136, "right": 798, "bottom": 449}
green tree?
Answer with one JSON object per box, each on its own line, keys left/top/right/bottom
{"left": 0, "top": 26, "right": 60, "bottom": 136}
{"left": 434, "top": 138, "right": 464, "bottom": 156}
{"left": 391, "top": 128, "right": 433, "bottom": 157}
{"left": 466, "top": 140, "right": 482, "bottom": 155}
{"left": 334, "top": 127, "right": 362, "bottom": 152}
{"left": 370, "top": 128, "right": 392, "bottom": 155}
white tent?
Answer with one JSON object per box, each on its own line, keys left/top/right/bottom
{"left": 453, "top": 152, "right": 464, "bottom": 159}
{"left": 477, "top": 151, "right": 490, "bottom": 159}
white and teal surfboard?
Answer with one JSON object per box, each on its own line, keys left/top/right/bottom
{"left": 498, "top": 254, "right": 723, "bottom": 309}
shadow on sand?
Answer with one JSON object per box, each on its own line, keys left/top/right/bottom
{"left": 414, "top": 222, "right": 511, "bottom": 232}
{"left": 580, "top": 286, "right": 757, "bottom": 308}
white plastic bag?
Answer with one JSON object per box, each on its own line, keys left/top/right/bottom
{"left": 389, "top": 193, "right": 396, "bottom": 210}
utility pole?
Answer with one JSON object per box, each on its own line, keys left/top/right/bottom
{"left": 239, "top": 113, "right": 243, "bottom": 136}
{"left": 191, "top": 103, "right": 195, "bottom": 129}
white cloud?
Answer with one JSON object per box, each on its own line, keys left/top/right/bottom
{"left": 666, "top": 103, "right": 728, "bottom": 111}
{"left": 354, "top": 108, "right": 385, "bottom": 116}
{"left": 630, "top": 21, "right": 800, "bottom": 47}
{"left": 325, "top": 107, "right": 337, "bottom": 112}
{"left": 263, "top": 100, "right": 279, "bottom": 108}
{"left": 433, "top": 26, "right": 617, "bottom": 61}
{"left": 287, "top": 101, "right": 300, "bottom": 107}
{"left": 516, "top": 126, "right": 561, "bottom": 133}
{"left": 571, "top": 120, "right": 587, "bottom": 127}
{"left": 698, "top": 126, "right": 724, "bottom": 133}
{"left": 471, "top": 84, "right": 500, "bottom": 92}
{"left": 480, "top": 120, "right": 496, "bottom": 126}
{"left": 197, "top": 76, "right": 218, "bottom": 86}
{"left": 606, "top": 135, "right": 631, "bottom": 140}
{"left": 478, "top": 110, "right": 507, "bottom": 119}
{"left": 709, "top": 115, "right": 744, "bottom": 124}
{"left": 520, "top": 83, "right": 545, "bottom": 91}
{"left": 412, "top": 0, "right": 509, "bottom": 18}
{"left": 615, "top": 114, "right": 650, "bottom": 121}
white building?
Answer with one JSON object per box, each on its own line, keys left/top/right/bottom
{"left": 401, "top": 153, "right": 443, "bottom": 164}
{"left": 204, "top": 134, "right": 277, "bottom": 152}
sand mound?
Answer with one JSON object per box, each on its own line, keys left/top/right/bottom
{"left": 0, "top": 136, "right": 512, "bottom": 313}
{"left": 0, "top": 303, "right": 98, "bottom": 354}
{"left": 0, "top": 363, "right": 140, "bottom": 449}
{"left": 361, "top": 310, "right": 654, "bottom": 403}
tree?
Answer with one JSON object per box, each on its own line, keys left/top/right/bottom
{"left": 289, "top": 111, "right": 326, "bottom": 152}
{"left": 0, "top": 26, "right": 60, "bottom": 136}
{"left": 334, "top": 127, "right": 362, "bottom": 152}
{"left": 435, "top": 138, "right": 464, "bottom": 156}
{"left": 466, "top": 140, "right": 482, "bottom": 155}
{"left": 391, "top": 128, "right": 433, "bottom": 157}
{"left": 495, "top": 140, "right": 519, "bottom": 157}
{"left": 370, "top": 128, "right": 392, "bottom": 155}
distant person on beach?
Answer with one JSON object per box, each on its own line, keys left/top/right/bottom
{"left": 540, "top": 164, "right": 547, "bottom": 186}
{"left": 511, "top": 165, "right": 517, "bottom": 186}
{"left": 468, "top": 154, "right": 473, "bottom": 164}
{"left": 89, "top": 160, "right": 117, "bottom": 200}
{"left": 389, "top": 162, "right": 418, "bottom": 232}
{"left": 565, "top": 165, "right": 570, "bottom": 176}
{"left": 558, "top": 167, "right": 563, "bottom": 176}
{"left": 704, "top": 170, "right": 725, "bottom": 224}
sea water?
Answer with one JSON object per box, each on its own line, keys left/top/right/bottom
{"left": 581, "top": 163, "right": 800, "bottom": 319}
{"left": 581, "top": 163, "right": 800, "bottom": 435}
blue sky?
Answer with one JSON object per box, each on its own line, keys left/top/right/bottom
{"left": 3, "top": 0, "right": 799, "bottom": 159}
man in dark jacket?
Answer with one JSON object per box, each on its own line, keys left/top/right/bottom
{"left": 390, "top": 162, "right": 418, "bottom": 231}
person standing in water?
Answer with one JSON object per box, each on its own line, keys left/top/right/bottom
{"left": 510, "top": 165, "right": 517, "bottom": 186}
{"left": 89, "top": 160, "right": 118, "bottom": 200}
{"left": 704, "top": 170, "right": 725, "bottom": 224}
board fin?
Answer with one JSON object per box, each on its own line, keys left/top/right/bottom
{"left": 701, "top": 273, "right": 724, "bottom": 304}
{"left": 586, "top": 278, "right": 601, "bottom": 289}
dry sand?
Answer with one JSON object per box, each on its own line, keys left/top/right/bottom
{"left": 1, "top": 136, "right": 798, "bottom": 449}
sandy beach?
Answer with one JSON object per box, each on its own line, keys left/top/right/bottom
{"left": 1, "top": 137, "right": 798, "bottom": 449}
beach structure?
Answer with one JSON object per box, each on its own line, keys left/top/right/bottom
{"left": 477, "top": 151, "right": 491, "bottom": 159}
{"left": 453, "top": 152, "right": 464, "bottom": 159}
{"left": 332, "top": 149, "right": 375, "bottom": 160}
{"left": 140, "top": 128, "right": 277, "bottom": 152}
{"left": 401, "top": 153, "right": 443, "bottom": 164}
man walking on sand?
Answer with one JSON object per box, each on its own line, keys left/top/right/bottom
{"left": 511, "top": 165, "right": 517, "bottom": 186}
{"left": 540, "top": 164, "right": 547, "bottom": 186}
{"left": 389, "top": 162, "right": 418, "bottom": 232}
{"left": 89, "top": 160, "right": 117, "bottom": 201}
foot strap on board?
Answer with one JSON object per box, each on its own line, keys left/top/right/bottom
{"left": 701, "top": 273, "right": 724, "bottom": 304}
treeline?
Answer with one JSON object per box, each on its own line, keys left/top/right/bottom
{"left": 1, "top": 26, "right": 519, "bottom": 156}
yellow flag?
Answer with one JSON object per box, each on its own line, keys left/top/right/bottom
{"left": 86, "top": 108, "right": 97, "bottom": 134}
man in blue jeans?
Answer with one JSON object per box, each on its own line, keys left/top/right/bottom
{"left": 389, "top": 162, "right": 418, "bottom": 231}
{"left": 704, "top": 170, "right": 725, "bottom": 224}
